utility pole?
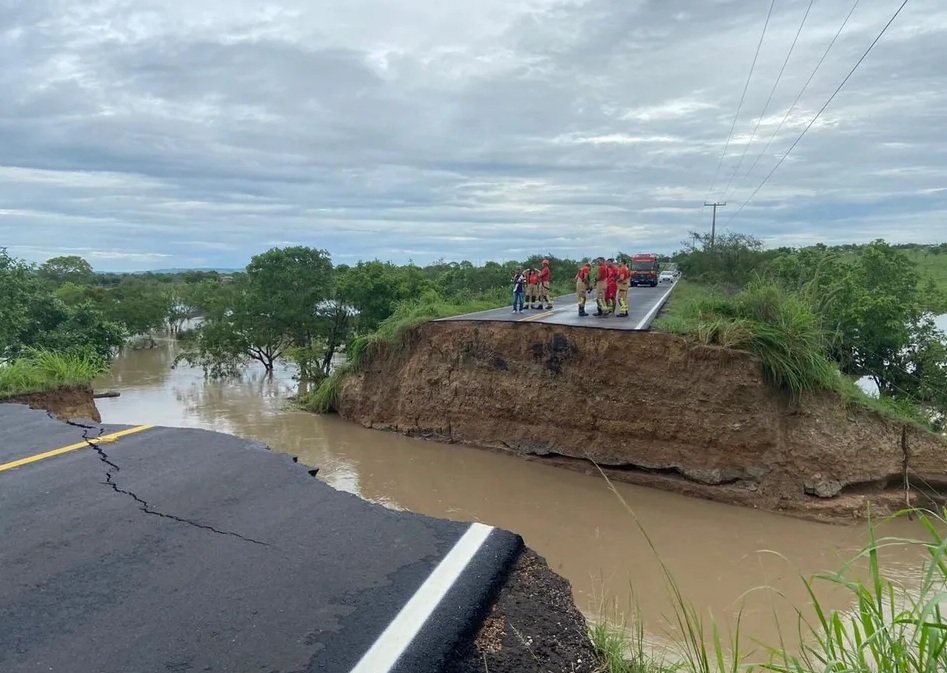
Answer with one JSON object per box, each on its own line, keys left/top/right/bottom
{"left": 703, "top": 201, "right": 726, "bottom": 250}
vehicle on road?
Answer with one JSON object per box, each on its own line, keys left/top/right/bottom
{"left": 631, "top": 254, "right": 659, "bottom": 287}
{"left": 658, "top": 270, "right": 675, "bottom": 284}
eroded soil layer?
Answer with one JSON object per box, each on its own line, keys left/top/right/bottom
{"left": 1, "top": 386, "right": 101, "bottom": 424}
{"left": 337, "top": 322, "right": 947, "bottom": 521}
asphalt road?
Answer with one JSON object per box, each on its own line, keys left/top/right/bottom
{"left": 443, "top": 280, "right": 677, "bottom": 331}
{"left": 0, "top": 404, "right": 522, "bottom": 673}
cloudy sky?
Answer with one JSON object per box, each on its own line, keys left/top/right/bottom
{"left": 1, "top": 0, "right": 945, "bottom": 271}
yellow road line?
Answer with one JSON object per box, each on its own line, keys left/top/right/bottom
{"left": 0, "top": 425, "right": 153, "bottom": 474}
{"left": 518, "top": 310, "right": 555, "bottom": 322}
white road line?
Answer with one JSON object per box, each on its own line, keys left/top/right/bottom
{"left": 349, "top": 522, "right": 494, "bottom": 673}
{"left": 634, "top": 282, "right": 677, "bottom": 330}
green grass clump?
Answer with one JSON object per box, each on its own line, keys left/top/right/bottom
{"left": 0, "top": 348, "right": 110, "bottom": 397}
{"left": 299, "top": 371, "right": 343, "bottom": 413}
{"left": 654, "top": 280, "right": 836, "bottom": 399}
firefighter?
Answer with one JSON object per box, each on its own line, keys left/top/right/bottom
{"left": 593, "top": 257, "right": 608, "bottom": 316}
{"left": 538, "top": 259, "right": 552, "bottom": 309}
{"left": 604, "top": 259, "right": 618, "bottom": 316}
{"left": 575, "top": 261, "right": 592, "bottom": 317}
{"left": 616, "top": 257, "right": 631, "bottom": 317}
{"left": 526, "top": 268, "right": 538, "bottom": 309}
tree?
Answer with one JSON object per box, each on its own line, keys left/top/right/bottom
{"left": 177, "top": 246, "right": 335, "bottom": 374}
{"left": 0, "top": 249, "right": 125, "bottom": 362}
{"left": 337, "top": 261, "right": 433, "bottom": 332}
{"left": 39, "top": 255, "right": 95, "bottom": 286}
{"left": 105, "top": 277, "right": 170, "bottom": 337}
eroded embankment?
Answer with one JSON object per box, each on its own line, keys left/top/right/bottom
{"left": 0, "top": 386, "right": 101, "bottom": 423}
{"left": 337, "top": 321, "right": 947, "bottom": 521}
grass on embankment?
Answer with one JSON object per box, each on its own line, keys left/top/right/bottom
{"left": 653, "top": 280, "right": 933, "bottom": 429}
{"left": 589, "top": 507, "right": 947, "bottom": 673}
{"left": 0, "top": 349, "right": 110, "bottom": 397}
{"left": 300, "top": 292, "right": 505, "bottom": 413}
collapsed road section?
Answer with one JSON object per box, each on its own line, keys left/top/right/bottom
{"left": 0, "top": 403, "right": 589, "bottom": 673}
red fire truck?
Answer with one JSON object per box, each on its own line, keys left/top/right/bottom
{"left": 630, "top": 253, "right": 659, "bottom": 287}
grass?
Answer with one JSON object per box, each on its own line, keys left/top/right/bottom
{"left": 589, "top": 458, "right": 947, "bottom": 673}
{"left": 0, "top": 349, "right": 110, "bottom": 397}
{"left": 299, "top": 368, "right": 344, "bottom": 413}
{"left": 654, "top": 280, "right": 940, "bottom": 429}
{"left": 654, "top": 280, "right": 837, "bottom": 400}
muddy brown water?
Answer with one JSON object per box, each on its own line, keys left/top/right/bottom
{"left": 95, "top": 342, "right": 931, "bottom": 655}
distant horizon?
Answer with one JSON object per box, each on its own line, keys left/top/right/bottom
{"left": 83, "top": 239, "right": 947, "bottom": 275}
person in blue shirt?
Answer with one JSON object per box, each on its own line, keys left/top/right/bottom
{"left": 511, "top": 268, "right": 526, "bottom": 314}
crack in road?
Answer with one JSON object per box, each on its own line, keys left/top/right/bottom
{"left": 74, "top": 423, "right": 269, "bottom": 547}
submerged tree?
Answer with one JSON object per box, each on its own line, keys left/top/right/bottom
{"left": 176, "top": 246, "right": 337, "bottom": 375}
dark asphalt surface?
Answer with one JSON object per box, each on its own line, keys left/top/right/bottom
{"left": 442, "top": 280, "right": 677, "bottom": 331}
{"left": 0, "top": 404, "right": 523, "bottom": 673}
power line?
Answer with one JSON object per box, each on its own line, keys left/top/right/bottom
{"left": 704, "top": 0, "right": 779, "bottom": 200}
{"left": 722, "top": 0, "right": 911, "bottom": 228}
{"left": 720, "top": 0, "right": 818, "bottom": 198}
{"left": 725, "top": 0, "right": 861, "bottom": 204}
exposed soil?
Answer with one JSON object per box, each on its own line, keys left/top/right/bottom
{"left": 446, "top": 548, "right": 598, "bottom": 673}
{"left": 336, "top": 321, "right": 947, "bottom": 522}
{"left": 0, "top": 386, "right": 101, "bottom": 423}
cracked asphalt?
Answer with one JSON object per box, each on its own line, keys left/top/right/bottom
{"left": 0, "top": 403, "right": 523, "bottom": 673}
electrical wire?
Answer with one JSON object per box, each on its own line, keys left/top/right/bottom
{"left": 720, "top": 0, "right": 818, "bottom": 198}
{"left": 704, "top": 0, "right": 779, "bottom": 200}
{"left": 722, "top": 0, "right": 912, "bottom": 228}
{"left": 725, "top": 0, "right": 861, "bottom": 203}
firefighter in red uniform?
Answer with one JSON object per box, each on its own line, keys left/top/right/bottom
{"left": 603, "top": 259, "right": 618, "bottom": 316}
{"left": 616, "top": 257, "right": 631, "bottom": 317}
{"left": 526, "top": 268, "right": 538, "bottom": 309}
{"left": 538, "top": 259, "right": 552, "bottom": 309}
{"left": 575, "top": 262, "right": 592, "bottom": 317}
{"left": 594, "top": 257, "right": 608, "bottom": 316}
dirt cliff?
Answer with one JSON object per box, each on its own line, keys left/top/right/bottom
{"left": 336, "top": 321, "right": 947, "bottom": 521}
{"left": 1, "top": 386, "right": 102, "bottom": 423}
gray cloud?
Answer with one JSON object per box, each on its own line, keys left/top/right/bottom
{"left": 1, "top": 0, "right": 945, "bottom": 270}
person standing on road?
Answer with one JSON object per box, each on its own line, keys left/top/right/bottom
{"left": 525, "top": 268, "right": 538, "bottom": 309}
{"left": 511, "top": 268, "right": 526, "bottom": 314}
{"left": 538, "top": 259, "right": 552, "bottom": 309}
{"left": 575, "top": 262, "right": 592, "bottom": 317}
{"left": 616, "top": 257, "right": 631, "bottom": 318}
{"left": 603, "top": 259, "right": 618, "bottom": 317}
{"left": 594, "top": 257, "right": 608, "bottom": 316}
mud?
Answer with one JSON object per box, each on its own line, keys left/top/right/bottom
{"left": 336, "top": 321, "right": 947, "bottom": 521}
{"left": 445, "top": 549, "right": 597, "bottom": 673}
{"left": 1, "top": 386, "right": 101, "bottom": 423}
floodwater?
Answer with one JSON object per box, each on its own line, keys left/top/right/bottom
{"left": 94, "top": 342, "right": 930, "bottom": 655}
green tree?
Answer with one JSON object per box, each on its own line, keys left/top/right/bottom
{"left": 338, "top": 261, "right": 433, "bottom": 332}
{"left": 39, "top": 255, "right": 95, "bottom": 286}
{"left": 0, "top": 249, "right": 124, "bottom": 362}
{"left": 178, "top": 246, "right": 335, "bottom": 374}
{"left": 105, "top": 277, "right": 170, "bottom": 336}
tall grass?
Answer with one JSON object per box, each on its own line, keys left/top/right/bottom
{"left": 654, "top": 280, "right": 836, "bottom": 399}
{"left": 0, "top": 348, "right": 110, "bottom": 396}
{"left": 590, "top": 460, "right": 947, "bottom": 673}
{"left": 299, "top": 368, "right": 343, "bottom": 413}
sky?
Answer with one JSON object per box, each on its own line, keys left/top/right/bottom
{"left": 1, "top": 0, "right": 945, "bottom": 271}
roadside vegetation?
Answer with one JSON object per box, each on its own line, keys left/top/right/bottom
{"left": 3, "top": 237, "right": 945, "bottom": 422}
{"left": 589, "top": 507, "right": 947, "bottom": 673}
{"left": 0, "top": 348, "right": 110, "bottom": 397}
{"left": 656, "top": 236, "right": 947, "bottom": 431}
